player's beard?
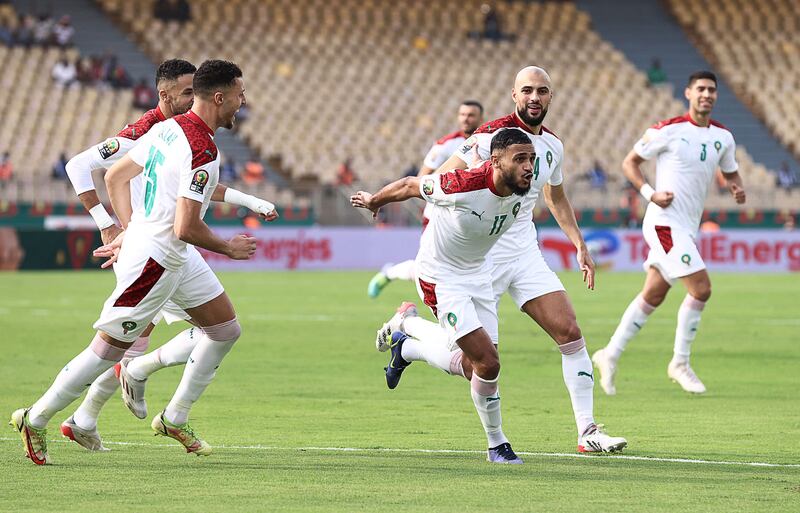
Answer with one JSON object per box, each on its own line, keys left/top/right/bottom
{"left": 516, "top": 104, "right": 548, "bottom": 127}
{"left": 502, "top": 170, "right": 531, "bottom": 196}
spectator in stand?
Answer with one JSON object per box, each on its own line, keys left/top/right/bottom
{"left": 220, "top": 158, "right": 238, "bottom": 183}
{"left": 336, "top": 158, "right": 356, "bottom": 186}
{"left": 14, "top": 14, "right": 35, "bottom": 47}
{"left": 132, "top": 78, "right": 157, "bottom": 109}
{"left": 777, "top": 161, "right": 797, "bottom": 191}
{"left": 243, "top": 160, "right": 265, "bottom": 185}
{"left": 52, "top": 153, "right": 68, "bottom": 180}
{"left": 153, "top": 0, "right": 191, "bottom": 23}
{"left": 75, "top": 57, "right": 93, "bottom": 85}
{"left": 89, "top": 55, "right": 105, "bottom": 85}
{"left": 647, "top": 58, "right": 668, "bottom": 87}
{"left": 587, "top": 160, "right": 608, "bottom": 190}
{"left": 51, "top": 55, "right": 77, "bottom": 87}
{"left": 32, "top": 12, "right": 53, "bottom": 46}
{"left": 109, "top": 60, "right": 131, "bottom": 89}
{"left": 52, "top": 15, "right": 74, "bottom": 47}
{"left": 0, "top": 152, "right": 12, "bottom": 186}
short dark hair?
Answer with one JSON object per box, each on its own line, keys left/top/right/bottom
{"left": 490, "top": 128, "right": 532, "bottom": 154}
{"left": 687, "top": 70, "right": 717, "bottom": 87}
{"left": 155, "top": 59, "right": 196, "bottom": 87}
{"left": 193, "top": 60, "right": 243, "bottom": 99}
{"left": 461, "top": 100, "right": 484, "bottom": 114}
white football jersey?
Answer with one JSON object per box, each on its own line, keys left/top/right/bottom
{"left": 635, "top": 114, "right": 738, "bottom": 233}
{"left": 126, "top": 111, "right": 220, "bottom": 270}
{"left": 455, "top": 113, "right": 564, "bottom": 263}
{"left": 421, "top": 130, "right": 469, "bottom": 222}
{"left": 417, "top": 161, "right": 524, "bottom": 278}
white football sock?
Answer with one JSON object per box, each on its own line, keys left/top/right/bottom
{"left": 560, "top": 338, "right": 595, "bottom": 435}
{"left": 127, "top": 327, "right": 199, "bottom": 380}
{"left": 673, "top": 295, "right": 706, "bottom": 364}
{"left": 402, "top": 316, "right": 447, "bottom": 345}
{"left": 401, "top": 338, "right": 465, "bottom": 377}
{"left": 72, "top": 337, "right": 149, "bottom": 430}
{"left": 385, "top": 259, "right": 415, "bottom": 281}
{"left": 165, "top": 320, "right": 240, "bottom": 425}
{"left": 28, "top": 334, "right": 126, "bottom": 429}
{"left": 471, "top": 373, "right": 508, "bottom": 448}
{"left": 606, "top": 294, "right": 656, "bottom": 360}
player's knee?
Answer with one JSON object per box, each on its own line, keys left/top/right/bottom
{"left": 204, "top": 317, "right": 241, "bottom": 343}
{"left": 475, "top": 355, "right": 500, "bottom": 380}
{"left": 692, "top": 286, "right": 711, "bottom": 302}
{"left": 554, "top": 321, "right": 582, "bottom": 345}
{"left": 642, "top": 289, "right": 667, "bottom": 307}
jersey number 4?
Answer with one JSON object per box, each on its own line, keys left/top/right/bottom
{"left": 143, "top": 147, "right": 165, "bottom": 217}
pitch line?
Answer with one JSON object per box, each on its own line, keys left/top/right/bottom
{"left": 1, "top": 437, "right": 797, "bottom": 469}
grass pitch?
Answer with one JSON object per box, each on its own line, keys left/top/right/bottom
{"left": 1, "top": 270, "right": 798, "bottom": 512}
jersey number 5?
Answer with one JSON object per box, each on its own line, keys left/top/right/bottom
{"left": 489, "top": 214, "right": 507, "bottom": 235}
{"left": 143, "top": 146, "right": 165, "bottom": 217}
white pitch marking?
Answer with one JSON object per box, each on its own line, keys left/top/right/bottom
{"left": 1, "top": 437, "right": 797, "bottom": 469}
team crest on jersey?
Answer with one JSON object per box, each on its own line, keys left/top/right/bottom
{"left": 98, "top": 138, "right": 120, "bottom": 159}
{"left": 122, "top": 321, "right": 137, "bottom": 334}
{"left": 460, "top": 136, "right": 477, "bottom": 154}
{"left": 446, "top": 312, "right": 457, "bottom": 327}
{"left": 512, "top": 202, "right": 521, "bottom": 217}
{"left": 546, "top": 151, "right": 553, "bottom": 167}
{"left": 714, "top": 141, "right": 722, "bottom": 152}
{"left": 422, "top": 178, "right": 435, "bottom": 196}
{"left": 190, "top": 169, "right": 209, "bottom": 194}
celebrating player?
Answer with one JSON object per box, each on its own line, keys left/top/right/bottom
{"left": 59, "top": 59, "right": 276, "bottom": 452}
{"left": 374, "top": 66, "right": 627, "bottom": 454}
{"left": 352, "top": 128, "right": 536, "bottom": 464}
{"left": 11, "top": 60, "right": 256, "bottom": 465}
{"left": 592, "top": 71, "right": 746, "bottom": 395}
{"left": 367, "top": 101, "right": 484, "bottom": 297}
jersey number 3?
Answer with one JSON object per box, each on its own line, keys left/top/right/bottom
{"left": 700, "top": 143, "right": 707, "bottom": 162}
{"left": 143, "top": 147, "right": 165, "bottom": 217}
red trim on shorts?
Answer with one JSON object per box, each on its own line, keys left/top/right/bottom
{"left": 418, "top": 278, "right": 438, "bottom": 319}
{"left": 113, "top": 258, "right": 166, "bottom": 307}
{"left": 655, "top": 225, "right": 673, "bottom": 253}
{"left": 422, "top": 216, "right": 429, "bottom": 231}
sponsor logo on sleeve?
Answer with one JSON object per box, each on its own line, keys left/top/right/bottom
{"left": 422, "top": 178, "right": 435, "bottom": 196}
{"left": 460, "top": 136, "right": 477, "bottom": 154}
{"left": 98, "top": 138, "right": 120, "bottom": 159}
{"left": 189, "top": 169, "right": 209, "bottom": 194}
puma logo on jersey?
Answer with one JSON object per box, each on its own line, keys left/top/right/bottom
{"left": 680, "top": 138, "right": 690, "bottom": 145}
{"left": 471, "top": 210, "right": 485, "bottom": 220}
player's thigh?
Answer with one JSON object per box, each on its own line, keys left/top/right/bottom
{"left": 507, "top": 250, "right": 565, "bottom": 311}
{"left": 641, "top": 266, "right": 672, "bottom": 306}
{"left": 521, "top": 290, "right": 581, "bottom": 344}
{"left": 455, "top": 327, "right": 499, "bottom": 379}
{"left": 94, "top": 252, "right": 181, "bottom": 342}
{"left": 680, "top": 269, "right": 712, "bottom": 301}
{"left": 170, "top": 250, "right": 231, "bottom": 327}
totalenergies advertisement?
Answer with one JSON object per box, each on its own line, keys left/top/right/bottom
{"left": 197, "top": 227, "right": 800, "bottom": 272}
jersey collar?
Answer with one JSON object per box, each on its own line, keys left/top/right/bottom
{"left": 682, "top": 112, "right": 710, "bottom": 128}
{"left": 184, "top": 111, "right": 215, "bottom": 136}
{"left": 511, "top": 111, "right": 541, "bottom": 135}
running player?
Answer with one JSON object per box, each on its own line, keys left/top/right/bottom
{"left": 353, "top": 128, "right": 537, "bottom": 464}
{"left": 592, "top": 71, "right": 745, "bottom": 395}
{"left": 374, "top": 66, "right": 627, "bottom": 453}
{"left": 11, "top": 60, "right": 255, "bottom": 464}
{"left": 367, "top": 101, "right": 484, "bottom": 297}
{"left": 59, "top": 59, "right": 276, "bottom": 452}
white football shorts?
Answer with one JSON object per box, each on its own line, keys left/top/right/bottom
{"left": 642, "top": 220, "right": 706, "bottom": 285}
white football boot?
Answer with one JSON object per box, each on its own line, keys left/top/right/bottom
{"left": 578, "top": 424, "right": 627, "bottom": 453}
{"left": 668, "top": 360, "right": 707, "bottom": 394}
{"left": 591, "top": 348, "right": 618, "bottom": 396}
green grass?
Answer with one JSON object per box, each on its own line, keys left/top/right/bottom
{"left": 1, "top": 271, "right": 798, "bottom": 512}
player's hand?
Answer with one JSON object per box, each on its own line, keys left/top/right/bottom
{"left": 100, "top": 224, "right": 123, "bottom": 245}
{"left": 350, "top": 191, "right": 379, "bottom": 218}
{"left": 253, "top": 198, "right": 279, "bottom": 222}
{"left": 93, "top": 230, "right": 125, "bottom": 269}
{"left": 576, "top": 244, "right": 595, "bottom": 290}
{"left": 227, "top": 234, "right": 257, "bottom": 260}
{"left": 651, "top": 191, "right": 674, "bottom": 208}
{"left": 730, "top": 183, "right": 746, "bottom": 204}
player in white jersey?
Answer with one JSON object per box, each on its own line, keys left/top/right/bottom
{"left": 373, "top": 67, "right": 627, "bottom": 453}
{"left": 592, "top": 71, "right": 746, "bottom": 395}
{"left": 58, "top": 59, "right": 276, "bottom": 452}
{"left": 11, "top": 60, "right": 258, "bottom": 465}
{"left": 367, "top": 101, "right": 484, "bottom": 297}
{"left": 352, "top": 129, "right": 537, "bottom": 464}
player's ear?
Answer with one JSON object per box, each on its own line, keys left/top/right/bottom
{"left": 158, "top": 88, "right": 169, "bottom": 103}
{"left": 684, "top": 87, "right": 691, "bottom": 101}
{"left": 214, "top": 91, "right": 225, "bottom": 105}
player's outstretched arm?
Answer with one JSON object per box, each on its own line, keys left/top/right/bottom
{"left": 544, "top": 183, "right": 595, "bottom": 290}
{"left": 65, "top": 147, "right": 122, "bottom": 244}
{"left": 622, "top": 150, "right": 673, "bottom": 208}
{"left": 174, "top": 197, "right": 256, "bottom": 259}
{"left": 722, "top": 171, "right": 746, "bottom": 204}
{"left": 105, "top": 154, "right": 144, "bottom": 228}
{"left": 212, "top": 184, "right": 279, "bottom": 221}
{"left": 350, "top": 176, "right": 422, "bottom": 218}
